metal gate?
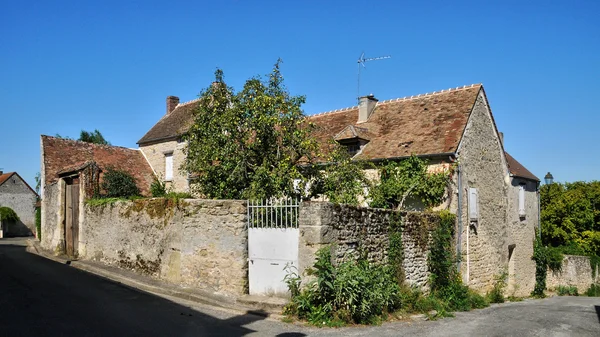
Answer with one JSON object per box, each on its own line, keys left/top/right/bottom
{"left": 247, "top": 198, "right": 299, "bottom": 296}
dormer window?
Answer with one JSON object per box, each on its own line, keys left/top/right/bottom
{"left": 333, "top": 125, "right": 371, "bottom": 157}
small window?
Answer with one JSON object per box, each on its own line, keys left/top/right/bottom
{"left": 346, "top": 143, "right": 361, "bottom": 156}
{"left": 468, "top": 187, "right": 479, "bottom": 221}
{"left": 518, "top": 184, "right": 526, "bottom": 218}
{"left": 165, "top": 153, "right": 173, "bottom": 181}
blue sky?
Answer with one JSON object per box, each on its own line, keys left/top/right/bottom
{"left": 1, "top": 0, "right": 599, "bottom": 189}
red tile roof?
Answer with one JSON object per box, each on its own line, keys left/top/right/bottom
{"left": 505, "top": 152, "right": 539, "bottom": 182}
{"left": 0, "top": 172, "right": 39, "bottom": 197}
{"left": 308, "top": 85, "right": 482, "bottom": 160}
{"left": 41, "top": 136, "right": 155, "bottom": 195}
{"left": 137, "top": 99, "right": 198, "bottom": 145}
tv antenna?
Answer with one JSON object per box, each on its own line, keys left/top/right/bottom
{"left": 357, "top": 52, "right": 391, "bottom": 102}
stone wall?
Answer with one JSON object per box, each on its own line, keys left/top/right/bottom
{"left": 451, "top": 90, "right": 511, "bottom": 293}
{"left": 298, "top": 201, "right": 440, "bottom": 290}
{"left": 546, "top": 255, "right": 599, "bottom": 293}
{"left": 140, "top": 140, "right": 189, "bottom": 192}
{"left": 40, "top": 181, "right": 64, "bottom": 253}
{"left": 80, "top": 199, "right": 247, "bottom": 297}
{"left": 0, "top": 174, "right": 37, "bottom": 236}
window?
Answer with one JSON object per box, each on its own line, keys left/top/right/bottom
{"left": 165, "top": 153, "right": 173, "bottom": 181}
{"left": 518, "top": 184, "right": 526, "bottom": 218}
{"left": 468, "top": 187, "right": 479, "bottom": 221}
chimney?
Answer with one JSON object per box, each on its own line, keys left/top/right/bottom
{"left": 0, "top": 170, "right": 3, "bottom": 175}
{"left": 166, "top": 96, "right": 180, "bottom": 115}
{"left": 499, "top": 132, "right": 504, "bottom": 146}
{"left": 358, "top": 94, "right": 378, "bottom": 123}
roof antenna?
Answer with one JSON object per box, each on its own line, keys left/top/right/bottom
{"left": 357, "top": 52, "right": 391, "bottom": 103}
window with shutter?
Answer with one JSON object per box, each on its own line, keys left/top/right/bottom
{"left": 518, "top": 184, "right": 526, "bottom": 218}
{"left": 165, "top": 153, "right": 173, "bottom": 181}
{"left": 468, "top": 187, "right": 478, "bottom": 221}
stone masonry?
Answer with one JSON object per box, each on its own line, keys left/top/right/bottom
{"left": 298, "top": 201, "right": 440, "bottom": 290}
{"left": 43, "top": 197, "right": 248, "bottom": 297}
{"left": 546, "top": 255, "right": 600, "bottom": 293}
{"left": 0, "top": 173, "right": 37, "bottom": 236}
{"left": 140, "top": 140, "right": 189, "bottom": 192}
{"left": 449, "top": 90, "right": 511, "bottom": 293}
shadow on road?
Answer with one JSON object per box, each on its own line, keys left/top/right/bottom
{"left": 595, "top": 306, "right": 600, "bottom": 324}
{"left": 0, "top": 243, "right": 307, "bottom": 337}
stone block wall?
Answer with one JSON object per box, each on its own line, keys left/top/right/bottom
{"left": 140, "top": 140, "right": 188, "bottom": 192}
{"left": 298, "top": 201, "right": 440, "bottom": 290}
{"left": 0, "top": 174, "right": 37, "bottom": 236}
{"left": 80, "top": 198, "right": 247, "bottom": 297}
{"left": 546, "top": 255, "right": 599, "bottom": 293}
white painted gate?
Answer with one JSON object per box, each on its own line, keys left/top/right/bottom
{"left": 248, "top": 199, "right": 299, "bottom": 296}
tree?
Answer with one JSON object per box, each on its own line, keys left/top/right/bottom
{"left": 183, "top": 60, "right": 317, "bottom": 200}
{"left": 79, "top": 129, "right": 110, "bottom": 145}
{"left": 541, "top": 180, "right": 600, "bottom": 256}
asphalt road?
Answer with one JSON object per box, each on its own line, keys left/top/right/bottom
{"left": 1, "top": 238, "right": 599, "bottom": 336}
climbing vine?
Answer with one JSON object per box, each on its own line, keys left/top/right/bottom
{"left": 369, "top": 155, "right": 451, "bottom": 210}
{"left": 531, "top": 233, "right": 564, "bottom": 297}
{"left": 388, "top": 211, "right": 404, "bottom": 283}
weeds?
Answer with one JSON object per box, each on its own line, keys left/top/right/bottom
{"left": 487, "top": 271, "right": 508, "bottom": 303}
{"left": 584, "top": 284, "right": 600, "bottom": 297}
{"left": 556, "top": 285, "right": 578, "bottom": 296}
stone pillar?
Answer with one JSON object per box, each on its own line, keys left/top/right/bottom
{"left": 298, "top": 201, "right": 334, "bottom": 284}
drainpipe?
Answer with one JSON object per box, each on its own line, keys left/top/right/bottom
{"left": 537, "top": 181, "right": 541, "bottom": 239}
{"left": 456, "top": 163, "right": 463, "bottom": 273}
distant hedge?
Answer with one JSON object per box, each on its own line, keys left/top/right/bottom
{"left": 0, "top": 207, "right": 19, "bottom": 222}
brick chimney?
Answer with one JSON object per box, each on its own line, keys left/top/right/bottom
{"left": 358, "top": 94, "right": 378, "bottom": 123}
{"left": 166, "top": 96, "right": 180, "bottom": 115}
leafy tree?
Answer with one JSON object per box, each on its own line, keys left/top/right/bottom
{"left": 79, "top": 129, "right": 110, "bottom": 145}
{"left": 100, "top": 167, "right": 139, "bottom": 198}
{"left": 183, "top": 60, "right": 317, "bottom": 200}
{"left": 541, "top": 180, "right": 600, "bottom": 256}
{"left": 34, "top": 172, "right": 41, "bottom": 194}
{"left": 369, "top": 155, "right": 451, "bottom": 210}
{"left": 311, "top": 142, "right": 370, "bottom": 205}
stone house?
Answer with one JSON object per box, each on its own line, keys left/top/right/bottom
{"left": 307, "top": 84, "right": 538, "bottom": 296}
{"left": 56, "top": 83, "right": 537, "bottom": 296}
{"left": 40, "top": 136, "right": 155, "bottom": 257}
{"left": 0, "top": 171, "right": 38, "bottom": 236}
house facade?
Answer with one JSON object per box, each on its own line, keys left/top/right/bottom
{"left": 0, "top": 171, "right": 38, "bottom": 236}
{"left": 307, "top": 84, "right": 537, "bottom": 296}
{"left": 40, "top": 136, "right": 154, "bottom": 257}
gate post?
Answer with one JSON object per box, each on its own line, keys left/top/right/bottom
{"left": 297, "top": 201, "right": 334, "bottom": 285}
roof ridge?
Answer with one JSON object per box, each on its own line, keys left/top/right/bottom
{"left": 42, "top": 135, "right": 138, "bottom": 152}
{"left": 309, "top": 83, "right": 481, "bottom": 117}
{"left": 377, "top": 83, "right": 482, "bottom": 105}
{"left": 176, "top": 97, "right": 201, "bottom": 107}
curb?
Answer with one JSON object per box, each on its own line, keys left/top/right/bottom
{"left": 24, "top": 239, "right": 285, "bottom": 317}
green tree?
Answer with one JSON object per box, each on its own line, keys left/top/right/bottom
{"left": 541, "top": 180, "right": 600, "bottom": 256}
{"left": 79, "top": 129, "right": 110, "bottom": 145}
{"left": 183, "top": 60, "right": 317, "bottom": 200}
{"left": 312, "top": 142, "right": 370, "bottom": 205}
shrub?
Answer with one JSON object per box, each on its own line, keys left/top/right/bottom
{"left": 35, "top": 206, "right": 41, "bottom": 239}
{"left": 101, "top": 167, "right": 140, "bottom": 198}
{"left": 557, "top": 285, "right": 578, "bottom": 296}
{"left": 150, "top": 178, "right": 167, "bottom": 197}
{"left": 532, "top": 234, "right": 564, "bottom": 297}
{"left": 584, "top": 283, "right": 600, "bottom": 297}
{"left": 284, "top": 248, "right": 401, "bottom": 325}
{"left": 487, "top": 271, "right": 508, "bottom": 303}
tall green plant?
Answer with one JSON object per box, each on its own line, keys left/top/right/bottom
{"left": 531, "top": 233, "right": 563, "bottom": 297}
{"left": 183, "top": 60, "right": 317, "bottom": 200}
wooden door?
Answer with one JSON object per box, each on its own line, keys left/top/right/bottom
{"left": 64, "top": 177, "right": 80, "bottom": 258}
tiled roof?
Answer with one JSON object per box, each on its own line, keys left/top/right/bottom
{"left": 309, "top": 84, "right": 482, "bottom": 160}
{"left": 0, "top": 172, "right": 38, "bottom": 197}
{"left": 0, "top": 172, "right": 13, "bottom": 186}
{"left": 505, "top": 152, "right": 539, "bottom": 182}
{"left": 41, "top": 136, "right": 155, "bottom": 195}
{"left": 137, "top": 99, "right": 198, "bottom": 145}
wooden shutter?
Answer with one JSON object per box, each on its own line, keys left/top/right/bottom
{"left": 468, "top": 188, "right": 478, "bottom": 221}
